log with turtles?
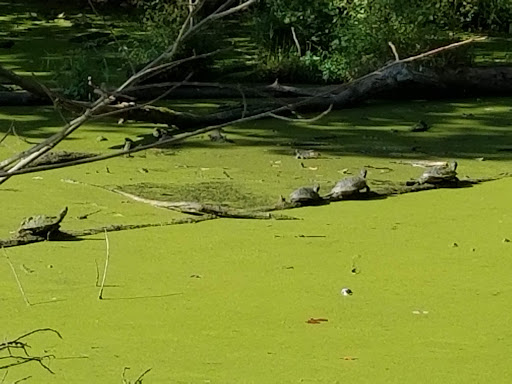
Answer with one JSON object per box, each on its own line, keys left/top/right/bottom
{"left": 1, "top": 157, "right": 509, "bottom": 248}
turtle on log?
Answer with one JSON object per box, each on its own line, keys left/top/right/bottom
{"left": 17, "top": 207, "right": 68, "bottom": 238}
{"left": 289, "top": 184, "right": 323, "bottom": 205}
{"left": 326, "top": 169, "right": 370, "bottom": 200}
{"left": 416, "top": 160, "right": 458, "bottom": 185}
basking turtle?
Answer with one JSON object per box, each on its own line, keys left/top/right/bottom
{"left": 17, "top": 207, "right": 68, "bottom": 238}
{"left": 327, "top": 169, "right": 369, "bottom": 200}
{"left": 410, "top": 120, "right": 430, "bottom": 132}
{"left": 289, "top": 184, "right": 322, "bottom": 204}
{"left": 417, "top": 160, "right": 458, "bottom": 184}
{"left": 208, "top": 129, "right": 234, "bottom": 143}
{"left": 295, "top": 149, "right": 320, "bottom": 159}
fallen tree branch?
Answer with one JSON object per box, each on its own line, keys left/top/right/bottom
{"left": 109, "top": 188, "right": 298, "bottom": 219}
{"left": 0, "top": 0, "right": 258, "bottom": 185}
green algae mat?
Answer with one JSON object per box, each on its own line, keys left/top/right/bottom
{"left": 1, "top": 98, "right": 512, "bottom": 383}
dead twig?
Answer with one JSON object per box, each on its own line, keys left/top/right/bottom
{"left": 269, "top": 104, "right": 333, "bottom": 122}
{"left": 123, "top": 367, "right": 152, "bottom": 384}
{"left": 0, "top": 122, "right": 13, "bottom": 146}
{"left": 291, "top": 26, "right": 301, "bottom": 56}
{"left": 98, "top": 229, "right": 110, "bottom": 300}
{"left": 388, "top": 41, "right": 400, "bottom": 61}
{"left": 92, "top": 72, "right": 195, "bottom": 120}
{"left": 3, "top": 248, "right": 30, "bottom": 306}
{"left": 11, "top": 125, "right": 38, "bottom": 145}
{"left": 0, "top": 328, "right": 62, "bottom": 374}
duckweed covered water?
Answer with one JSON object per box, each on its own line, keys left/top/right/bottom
{"left": 1, "top": 98, "right": 512, "bottom": 383}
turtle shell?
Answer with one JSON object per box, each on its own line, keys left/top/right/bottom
{"left": 418, "top": 161, "right": 457, "bottom": 184}
{"left": 17, "top": 207, "right": 68, "bottom": 236}
{"left": 328, "top": 169, "right": 368, "bottom": 199}
{"left": 295, "top": 149, "right": 320, "bottom": 159}
{"left": 290, "top": 185, "right": 321, "bottom": 203}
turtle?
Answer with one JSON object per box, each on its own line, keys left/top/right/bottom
{"left": 17, "top": 207, "right": 68, "bottom": 238}
{"left": 417, "top": 160, "right": 458, "bottom": 184}
{"left": 326, "top": 169, "right": 369, "bottom": 200}
{"left": 289, "top": 184, "right": 322, "bottom": 204}
{"left": 295, "top": 149, "right": 321, "bottom": 159}
{"left": 208, "top": 129, "right": 234, "bottom": 143}
{"left": 410, "top": 120, "right": 430, "bottom": 132}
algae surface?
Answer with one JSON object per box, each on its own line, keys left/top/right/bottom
{"left": 1, "top": 99, "right": 512, "bottom": 383}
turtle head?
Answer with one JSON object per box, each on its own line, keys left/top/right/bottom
{"left": 359, "top": 168, "right": 367, "bottom": 178}
{"left": 153, "top": 128, "right": 162, "bottom": 138}
{"left": 58, "top": 207, "right": 68, "bottom": 219}
{"left": 449, "top": 160, "right": 458, "bottom": 171}
{"left": 313, "top": 184, "right": 320, "bottom": 193}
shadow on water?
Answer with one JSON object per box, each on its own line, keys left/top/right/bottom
{"left": 100, "top": 292, "right": 183, "bottom": 301}
{"left": 1, "top": 97, "right": 512, "bottom": 161}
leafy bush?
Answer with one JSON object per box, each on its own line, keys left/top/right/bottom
{"left": 251, "top": 0, "right": 512, "bottom": 83}
{"left": 52, "top": 49, "right": 115, "bottom": 100}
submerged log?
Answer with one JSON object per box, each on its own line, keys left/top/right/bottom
{"left": 1, "top": 174, "right": 508, "bottom": 248}
{"left": 0, "top": 216, "right": 218, "bottom": 248}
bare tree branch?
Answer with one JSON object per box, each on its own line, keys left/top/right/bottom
{"left": 0, "top": 0, "right": 259, "bottom": 185}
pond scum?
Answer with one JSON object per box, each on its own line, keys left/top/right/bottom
{"left": 1, "top": 100, "right": 512, "bottom": 382}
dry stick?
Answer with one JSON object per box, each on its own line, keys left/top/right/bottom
{"left": 98, "top": 229, "right": 110, "bottom": 300}
{"left": 12, "top": 125, "right": 37, "bottom": 145}
{"left": 93, "top": 72, "right": 196, "bottom": 120}
{"left": 116, "top": 0, "right": 222, "bottom": 89}
{"left": 291, "top": 26, "right": 301, "bottom": 56}
{"left": 12, "top": 376, "right": 32, "bottom": 384}
{"left": 269, "top": 104, "right": 333, "bottom": 122}
{"left": 388, "top": 41, "right": 400, "bottom": 61}
{"left": 116, "top": 49, "right": 224, "bottom": 91}
{"left": 134, "top": 368, "right": 152, "bottom": 384}
{"left": 238, "top": 84, "right": 248, "bottom": 119}
{"left": 12, "top": 328, "right": 62, "bottom": 343}
{"left": 3, "top": 249, "right": 30, "bottom": 306}
{"left": 0, "top": 122, "right": 13, "bottom": 146}
{"left": 94, "top": 259, "right": 101, "bottom": 287}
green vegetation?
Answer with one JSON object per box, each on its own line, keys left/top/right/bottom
{"left": 2, "top": 0, "right": 512, "bottom": 97}
{"left": 2, "top": 2, "right": 512, "bottom": 382}
{"left": 252, "top": 0, "right": 512, "bottom": 82}
{"left": 2, "top": 98, "right": 512, "bottom": 382}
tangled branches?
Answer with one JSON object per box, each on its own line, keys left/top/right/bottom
{"left": 0, "top": 328, "right": 62, "bottom": 374}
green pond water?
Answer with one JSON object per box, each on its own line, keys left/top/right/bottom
{"left": 1, "top": 99, "right": 512, "bottom": 383}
